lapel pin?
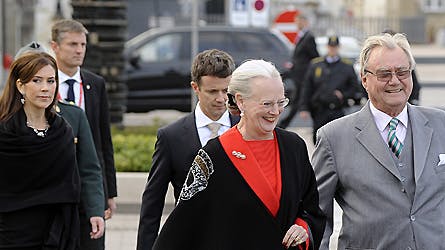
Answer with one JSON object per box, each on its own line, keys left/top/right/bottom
{"left": 86, "top": 85, "right": 91, "bottom": 90}
{"left": 232, "top": 150, "right": 246, "bottom": 160}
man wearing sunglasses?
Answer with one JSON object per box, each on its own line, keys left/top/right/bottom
{"left": 313, "top": 33, "right": 445, "bottom": 249}
{"left": 299, "top": 35, "right": 359, "bottom": 144}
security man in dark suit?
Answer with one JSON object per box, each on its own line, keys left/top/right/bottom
{"left": 299, "top": 36, "right": 359, "bottom": 144}
{"left": 278, "top": 14, "right": 319, "bottom": 129}
{"left": 51, "top": 19, "right": 116, "bottom": 249}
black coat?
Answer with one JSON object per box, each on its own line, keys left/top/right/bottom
{"left": 152, "top": 128, "right": 325, "bottom": 250}
{"left": 300, "top": 56, "right": 359, "bottom": 114}
{"left": 0, "top": 109, "right": 80, "bottom": 249}
{"left": 80, "top": 69, "right": 117, "bottom": 204}
{"left": 291, "top": 30, "right": 319, "bottom": 85}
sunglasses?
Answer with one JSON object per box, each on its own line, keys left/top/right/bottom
{"left": 364, "top": 69, "right": 411, "bottom": 82}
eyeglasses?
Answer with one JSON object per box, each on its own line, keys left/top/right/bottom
{"left": 258, "top": 98, "right": 290, "bottom": 109}
{"left": 364, "top": 68, "right": 412, "bottom": 82}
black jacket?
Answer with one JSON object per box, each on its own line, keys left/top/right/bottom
{"left": 291, "top": 30, "right": 319, "bottom": 85}
{"left": 153, "top": 128, "right": 325, "bottom": 250}
{"left": 80, "top": 69, "right": 117, "bottom": 204}
{"left": 300, "top": 56, "right": 359, "bottom": 113}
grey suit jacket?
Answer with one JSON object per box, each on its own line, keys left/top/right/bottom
{"left": 313, "top": 101, "right": 445, "bottom": 249}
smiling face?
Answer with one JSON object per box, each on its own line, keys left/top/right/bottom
{"left": 361, "top": 46, "right": 412, "bottom": 116}
{"left": 17, "top": 65, "right": 57, "bottom": 112}
{"left": 237, "top": 76, "right": 285, "bottom": 140}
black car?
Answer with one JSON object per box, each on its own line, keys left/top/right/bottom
{"left": 123, "top": 26, "right": 294, "bottom": 112}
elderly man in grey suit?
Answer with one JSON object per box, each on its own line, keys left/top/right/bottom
{"left": 313, "top": 32, "right": 445, "bottom": 249}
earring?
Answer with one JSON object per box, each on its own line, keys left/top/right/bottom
{"left": 240, "top": 110, "right": 244, "bottom": 117}
{"left": 20, "top": 93, "right": 25, "bottom": 105}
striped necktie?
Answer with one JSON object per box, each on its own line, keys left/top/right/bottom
{"left": 388, "top": 118, "right": 403, "bottom": 157}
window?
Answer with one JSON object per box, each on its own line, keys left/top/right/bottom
{"left": 136, "top": 33, "right": 182, "bottom": 63}
{"left": 234, "top": 32, "right": 288, "bottom": 54}
{"left": 199, "top": 32, "right": 232, "bottom": 52}
{"left": 422, "top": 0, "right": 445, "bottom": 12}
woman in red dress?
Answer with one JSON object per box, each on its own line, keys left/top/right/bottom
{"left": 153, "top": 59, "right": 325, "bottom": 250}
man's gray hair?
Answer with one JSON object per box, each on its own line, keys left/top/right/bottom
{"left": 359, "top": 33, "right": 416, "bottom": 75}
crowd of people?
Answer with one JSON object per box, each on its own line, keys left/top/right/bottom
{"left": 1, "top": 12, "right": 444, "bottom": 250}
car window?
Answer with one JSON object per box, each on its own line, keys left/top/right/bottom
{"left": 199, "top": 32, "right": 233, "bottom": 52}
{"left": 136, "top": 33, "right": 182, "bottom": 63}
{"left": 234, "top": 32, "right": 287, "bottom": 54}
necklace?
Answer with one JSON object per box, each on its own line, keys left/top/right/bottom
{"left": 26, "top": 121, "right": 49, "bottom": 138}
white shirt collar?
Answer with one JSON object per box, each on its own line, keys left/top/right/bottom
{"left": 369, "top": 102, "right": 408, "bottom": 132}
{"left": 194, "top": 102, "right": 231, "bottom": 128}
{"left": 58, "top": 68, "right": 82, "bottom": 84}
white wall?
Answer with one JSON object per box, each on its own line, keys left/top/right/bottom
{"left": 34, "top": 0, "right": 72, "bottom": 48}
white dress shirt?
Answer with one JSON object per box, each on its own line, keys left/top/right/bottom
{"left": 369, "top": 102, "right": 408, "bottom": 144}
{"left": 194, "top": 102, "right": 231, "bottom": 146}
{"left": 58, "top": 68, "right": 85, "bottom": 110}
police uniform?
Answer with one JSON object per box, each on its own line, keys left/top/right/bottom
{"left": 55, "top": 101, "right": 105, "bottom": 240}
{"left": 299, "top": 36, "right": 359, "bottom": 143}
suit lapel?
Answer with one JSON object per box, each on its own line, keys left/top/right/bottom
{"left": 182, "top": 113, "right": 201, "bottom": 149}
{"left": 408, "top": 105, "right": 433, "bottom": 182}
{"left": 355, "top": 103, "right": 401, "bottom": 180}
{"left": 80, "top": 70, "right": 93, "bottom": 116}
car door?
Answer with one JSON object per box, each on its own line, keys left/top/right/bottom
{"left": 125, "top": 31, "right": 191, "bottom": 112}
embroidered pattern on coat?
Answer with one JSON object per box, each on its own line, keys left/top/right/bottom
{"left": 179, "top": 149, "right": 214, "bottom": 201}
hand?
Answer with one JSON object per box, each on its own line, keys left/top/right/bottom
{"left": 299, "top": 111, "right": 310, "bottom": 120}
{"left": 104, "top": 198, "right": 117, "bottom": 220}
{"left": 282, "top": 224, "right": 308, "bottom": 249}
{"left": 89, "top": 216, "right": 105, "bottom": 239}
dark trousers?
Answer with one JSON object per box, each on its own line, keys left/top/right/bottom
{"left": 312, "top": 109, "right": 344, "bottom": 144}
{"left": 79, "top": 211, "right": 105, "bottom": 250}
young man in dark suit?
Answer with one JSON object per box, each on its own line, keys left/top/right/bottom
{"left": 50, "top": 19, "right": 117, "bottom": 250}
{"left": 279, "top": 14, "right": 319, "bottom": 129}
{"left": 136, "top": 49, "right": 239, "bottom": 250}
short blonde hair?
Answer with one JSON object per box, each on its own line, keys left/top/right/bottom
{"left": 359, "top": 33, "right": 415, "bottom": 74}
{"left": 51, "top": 19, "right": 88, "bottom": 44}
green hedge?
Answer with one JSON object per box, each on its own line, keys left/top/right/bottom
{"left": 111, "top": 125, "right": 158, "bottom": 172}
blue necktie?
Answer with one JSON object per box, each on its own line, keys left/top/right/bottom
{"left": 388, "top": 118, "right": 403, "bottom": 157}
{"left": 65, "top": 79, "right": 76, "bottom": 103}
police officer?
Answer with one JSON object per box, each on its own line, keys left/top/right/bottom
{"left": 299, "top": 35, "right": 359, "bottom": 144}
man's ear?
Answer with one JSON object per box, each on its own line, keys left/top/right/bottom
{"left": 50, "top": 41, "right": 58, "bottom": 52}
{"left": 190, "top": 81, "right": 199, "bottom": 93}
{"left": 361, "top": 73, "right": 368, "bottom": 92}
